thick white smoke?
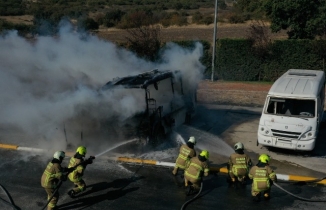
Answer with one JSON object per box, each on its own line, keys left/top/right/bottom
{"left": 0, "top": 23, "right": 205, "bottom": 155}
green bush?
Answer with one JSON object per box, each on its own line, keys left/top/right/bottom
{"left": 228, "top": 13, "right": 245, "bottom": 24}
{"left": 192, "top": 11, "right": 203, "bottom": 24}
{"left": 199, "top": 15, "right": 213, "bottom": 25}
{"left": 159, "top": 12, "right": 188, "bottom": 27}
{"left": 79, "top": 17, "right": 99, "bottom": 30}
{"left": 0, "top": 0, "right": 26, "bottom": 15}
{"left": 103, "top": 9, "right": 125, "bottom": 28}
{"left": 219, "top": 1, "right": 227, "bottom": 10}
{"left": 213, "top": 38, "right": 326, "bottom": 81}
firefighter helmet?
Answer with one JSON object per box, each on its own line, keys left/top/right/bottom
{"left": 200, "top": 150, "right": 209, "bottom": 159}
{"left": 188, "top": 136, "right": 196, "bottom": 145}
{"left": 259, "top": 154, "right": 271, "bottom": 163}
{"left": 53, "top": 151, "right": 65, "bottom": 160}
{"left": 234, "top": 142, "right": 244, "bottom": 151}
{"left": 76, "top": 146, "right": 87, "bottom": 156}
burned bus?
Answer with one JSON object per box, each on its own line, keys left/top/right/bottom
{"left": 101, "top": 69, "right": 196, "bottom": 145}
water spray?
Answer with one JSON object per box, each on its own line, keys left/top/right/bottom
{"left": 94, "top": 138, "right": 138, "bottom": 158}
{"left": 174, "top": 132, "right": 186, "bottom": 145}
{"left": 64, "top": 124, "right": 68, "bottom": 143}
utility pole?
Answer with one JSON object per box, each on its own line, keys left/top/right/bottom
{"left": 211, "top": 0, "right": 218, "bottom": 81}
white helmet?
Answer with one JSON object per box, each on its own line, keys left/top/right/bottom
{"left": 53, "top": 151, "right": 65, "bottom": 160}
{"left": 234, "top": 142, "right": 244, "bottom": 150}
{"left": 188, "top": 136, "right": 196, "bottom": 145}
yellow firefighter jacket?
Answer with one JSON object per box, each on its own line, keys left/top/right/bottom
{"left": 175, "top": 144, "right": 196, "bottom": 169}
{"left": 185, "top": 156, "right": 209, "bottom": 182}
{"left": 41, "top": 161, "right": 63, "bottom": 189}
{"left": 249, "top": 165, "right": 276, "bottom": 192}
{"left": 228, "top": 153, "right": 252, "bottom": 177}
{"left": 68, "top": 157, "right": 85, "bottom": 183}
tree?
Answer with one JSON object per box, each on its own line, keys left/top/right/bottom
{"left": 246, "top": 20, "right": 272, "bottom": 81}
{"left": 233, "top": 0, "right": 265, "bottom": 20}
{"left": 264, "top": 0, "right": 326, "bottom": 39}
{"left": 79, "top": 17, "right": 99, "bottom": 30}
{"left": 124, "top": 11, "right": 161, "bottom": 61}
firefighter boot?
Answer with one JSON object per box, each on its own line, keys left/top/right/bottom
{"left": 184, "top": 179, "right": 188, "bottom": 187}
{"left": 231, "top": 178, "right": 238, "bottom": 189}
{"left": 185, "top": 185, "right": 191, "bottom": 195}
{"left": 172, "top": 167, "right": 178, "bottom": 176}
{"left": 264, "top": 193, "right": 270, "bottom": 200}
{"left": 185, "top": 185, "right": 195, "bottom": 196}
{"left": 238, "top": 177, "right": 246, "bottom": 187}
{"left": 226, "top": 177, "right": 235, "bottom": 188}
{"left": 68, "top": 190, "right": 76, "bottom": 198}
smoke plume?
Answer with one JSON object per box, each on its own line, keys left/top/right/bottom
{"left": 0, "top": 23, "right": 205, "bottom": 156}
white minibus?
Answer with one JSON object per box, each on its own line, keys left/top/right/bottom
{"left": 257, "top": 69, "right": 325, "bottom": 151}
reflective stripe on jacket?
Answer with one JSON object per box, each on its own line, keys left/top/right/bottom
{"left": 249, "top": 165, "right": 276, "bottom": 192}
{"left": 41, "top": 162, "right": 62, "bottom": 189}
{"left": 68, "top": 157, "right": 84, "bottom": 182}
{"left": 175, "top": 144, "right": 196, "bottom": 169}
{"left": 185, "top": 156, "right": 209, "bottom": 180}
{"left": 228, "top": 153, "right": 252, "bottom": 176}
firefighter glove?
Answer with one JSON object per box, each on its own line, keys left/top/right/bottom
{"left": 85, "top": 156, "right": 95, "bottom": 165}
{"left": 63, "top": 167, "right": 74, "bottom": 173}
{"left": 270, "top": 180, "right": 274, "bottom": 186}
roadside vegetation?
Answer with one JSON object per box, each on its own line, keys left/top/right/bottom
{"left": 1, "top": 0, "right": 326, "bottom": 81}
{"left": 0, "top": 0, "right": 268, "bottom": 33}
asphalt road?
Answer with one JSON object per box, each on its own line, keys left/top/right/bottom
{"left": 1, "top": 104, "right": 326, "bottom": 209}
{"left": 0, "top": 149, "right": 326, "bottom": 210}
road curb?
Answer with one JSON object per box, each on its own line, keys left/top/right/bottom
{"left": 2, "top": 144, "right": 326, "bottom": 185}
{"left": 0, "top": 143, "right": 18, "bottom": 150}
{"left": 116, "top": 156, "right": 326, "bottom": 185}
{"left": 0, "top": 144, "right": 76, "bottom": 157}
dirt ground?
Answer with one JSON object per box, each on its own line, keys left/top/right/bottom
{"left": 197, "top": 80, "right": 272, "bottom": 107}
{"left": 97, "top": 22, "right": 288, "bottom": 44}
{"left": 1, "top": 15, "right": 288, "bottom": 43}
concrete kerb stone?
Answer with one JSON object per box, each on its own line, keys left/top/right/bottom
{"left": 0, "top": 143, "right": 18, "bottom": 150}
{"left": 116, "top": 156, "right": 326, "bottom": 185}
{"left": 2, "top": 143, "right": 326, "bottom": 185}
{"left": 0, "top": 143, "right": 75, "bottom": 157}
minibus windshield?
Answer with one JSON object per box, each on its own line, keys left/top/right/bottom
{"left": 266, "top": 97, "right": 315, "bottom": 117}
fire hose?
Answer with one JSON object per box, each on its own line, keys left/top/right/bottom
{"left": 0, "top": 183, "right": 20, "bottom": 210}
{"left": 274, "top": 176, "right": 326, "bottom": 202}
{"left": 178, "top": 177, "right": 326, "bottom": 209}
{"left": 41, "top": 156, "right": 95, "bottom": 210}
{"left": 180, "top": 182, "right": 203, "bottom": 210}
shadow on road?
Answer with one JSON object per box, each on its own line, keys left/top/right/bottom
{"left": 58, "top": 176, "right": 144, "bottom": 210}
{"left": 194, "top": 104, "right": 261, "bottom": 134}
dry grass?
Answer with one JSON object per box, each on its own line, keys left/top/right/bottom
{"left": 197, "top": 80, "right": 271, "bottom": 107}
{"left": 96, "top": 22, "right": 288, "bottom": 44}
{"left": 198, "top": 80, "right": 272, "bottom": 91}
{"left": 1, "top": 15, "right": 288, "bottom": 44}
{"left": 0, "top": 15, "right": 34, "bottom": 25}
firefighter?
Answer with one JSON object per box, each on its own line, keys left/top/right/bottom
{"left": 67, "top": 146, "right": 93, "bottom": 198}
{"left": 41, "top": 151, "right": 67, "bottom": 210}
{"left": 172, "top": 136, "right": 197, "bottom": 176}
{"left": 184, "top": 150, "right": 210, "bottom": 195}
{"left": 249, "top": 154, "right": 277, "bottom": 201}
{"left": 227, "top": 142, "right": 252, "bottom": 186}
